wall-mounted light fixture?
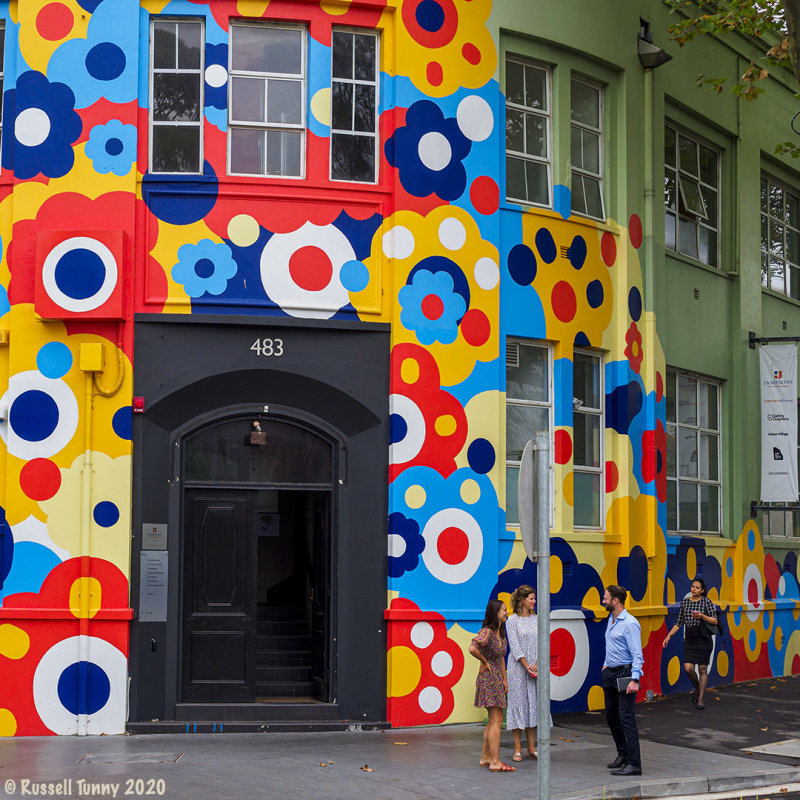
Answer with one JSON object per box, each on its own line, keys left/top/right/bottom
{"left": 638, "top": 19, "right": 672, "bottom": 69}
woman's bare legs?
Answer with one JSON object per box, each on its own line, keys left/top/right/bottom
{"left": 512, "top": 728, "right": 523, "bottom": 760}
{"left": 526, "top": 726, "right": 537, "bottom": 757}
{"left": 696, "top": 664, "right": 709, "bottom": 707}
{"left": 485, "top": 707, "right": 504, "bottom": 768}
{"left": 683, "top": 661, "right": 699, "bottom": 700}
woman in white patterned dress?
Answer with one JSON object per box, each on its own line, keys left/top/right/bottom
{"left": 506, "top": 584, "right": 549, "bottom": 761}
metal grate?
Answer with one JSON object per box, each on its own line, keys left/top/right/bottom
{"left": 506, "top": 341, "right": 520, "bottom": 369}
{"left": 693, "top": 288, "right": 700, "bottom": 300}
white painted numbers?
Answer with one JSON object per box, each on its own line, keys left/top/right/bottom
{"left": 250, "top": 337, "right": 284, "bottom": 357}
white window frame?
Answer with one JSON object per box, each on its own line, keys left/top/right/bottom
{"left": 505, "top": 338, "right": 554, "bottom": 528}
{"left": 149, "top": 17, "right": 205, "bottom": 175}
{"left": 570, "top": 76, "right": 605, "bottom": 221}
{"left": 761, "top": 173, "right": 800, "bottom": 300}
{"left": 505, "top": 56, "right": 552, "bottom": 209}
{"left": 227, "top": 21, "right": 307, "bottom": 179}
{"left": 573, "top": 349, "right": 605, "bottom": 529}
{"left": 666, "top": 368, "right": 722, "bottom": 535}
{"left": 329, "top": 27, "right": 379, "bottom": 184}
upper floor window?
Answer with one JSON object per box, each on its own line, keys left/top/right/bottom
{"left": 761, "top": 174, "right": 800, "bottom": 299}
{"left": 150, "top": 19, "right": 204, "bottom": 174}
{"left": 664, "top": 124, "right": 719, "bottom": 267}
{"left": 666, "top": 369, "right": 721, "bottom": 534}
{"left": 570, "top": 78, "right": 604, "bottom": 220}
{"left": 573, "top": 351, "right": 604, "bottom": 527}
{"left": 331, "top": 29, "right": 378, "bottom": 183}
{"left": 229, "top": 23, "right": 305, "bottom": 177}
{"left": 506, "top": 58, "right": 551, "bottom": 207}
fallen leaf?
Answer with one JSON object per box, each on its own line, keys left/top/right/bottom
{"left": 770, "top": 685, "right": 777, "bottom": 690}
{"left": 559, "top": 737, "right": 575, "bottom": 742}
{"left": 361, "top": 765, "right": 374, "bottom": 772}
{"left": 761, "top": 726, "right": 769, "bottom": 731}
{"left": 320, "top": 763, "right": 327, "bottom": 767}
{"left": 714, "top": 697, "right": 720, "bottom": 701}
{"left": 781, "top": 787, "right": 789, "bottom": 792}
{"left": 756, "top": 709, "right": 762, "bottom": 712}
{"left": 393, "top": 742, "right": 407, "bottom": 746}
{"left": 744, "top": 751, "right": 753, "bottom": 755}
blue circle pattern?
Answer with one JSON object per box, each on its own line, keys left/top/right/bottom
{"left": 85, "top": 120, "right": 137, "bottom": 176}
{"left": 57, "top": 662, "right": 111, "bottom": 715}
{"left": 507, "top": 244, "right": 537, "bottom": 286}
{"left": 399, "top": 269, "right": 466, "bottom": 346}
{"left": 567, "top": 235, "right": 587, "bottom": 269}
{"left": 586, "top": 279, "right": 604, "bottom": 309}
{"left": 574, "top": 331, "right": 590, "bottom": 347}
{"left": 105, "top": 138, "right": 123, "bottom": 156}
{"left": 85, "top": 42, "right": 126, "bottom": 81}
{"left": 112, "top": 406, "right": 132, "bottom": 440}
{"left": 10, "top": 390, "right": 59, "bottom": 442}
{"left": 194, "top": 258, "right": 215, "bottom": 279}
{"left": 204, "top": 43, "right": 229, "bottom": 111}
{"left": 416, "top": 0, "right": 445, "bottom": 31}
{"left": 467, "top": 438, "right": 495, "bottom": 474}
{"left": 748, "top": 628, "right": 757, "bottom": 651}
{"left": 340, "top": 260, "right": 370, "bottom": 292}
{"left": 388, "top": 512, "right": 425, "bottom": 579}
{"left": 36, "top": 343, "right": 73, "bottom": 379}
{"left": 143, "top": 163, "right": 219, "bottom": 225}
{"left": 628, "top": 286, "right": 642, "bottom": 322}
{"left": 726, "top": 557, "right": 733, "bottom": 577}
{"left": 748, "top": 528, "right": 755, "bottom": 551}
{"left": 93, "top": 501, "right": 120, "bottom": 528}
{"left": 172, "top": 239, "right": 238, "bottom": 299}
{"left": 408, "top": 255, "right": 470, "bottom": 314}
{"left": 54, "top": 248, "right": 106, "bottom": 300}
{"left": 390, "top": 413, "right": 408, "bottom": 445}
{"left": 535, "top": 228, "right": 557, "bottom": 263}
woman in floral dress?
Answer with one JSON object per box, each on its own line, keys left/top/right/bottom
{"left": 469, "top": 598, "right": 514, "bottom": 772}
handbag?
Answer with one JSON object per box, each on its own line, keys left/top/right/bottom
{"left": 250, "top": 431, "right": 267, "bottom": 445}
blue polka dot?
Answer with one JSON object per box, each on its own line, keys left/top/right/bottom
{"left": 553, "top": 184, "right": 571, "bottom": 220}
{"left": 415, "top": 0, "right": 445, "bottom": 32}
{"left": 535, "top": 228, "right": 557, "bottom": 263}
{"left": 112, "top": 406, "right": 132, "bottom": 441}
{"left": 748, "top": 528, "right": 755, "bottom": 551}
{"left": 93, "top": 501, "right": 119, "bottom": 528}
{"left": 507, "top": 244, "right": 537, "bottom": 286}
{"left": 0, "top": 285, "right": 8, "bottom": 319}
{"left": 726, "top": 557, "right": 733, "bottom": 577}
{"left": 574, "top": 331, "right": 590, "bottom": 347}
{"left": 36, "top": 342, "right": 73, "bottom": 379}
{"left": 9, "top": 391, "right": 59, "bottom": 442}
{"left": 76, "top": 0, "right": 103, "bottom": 10}
{"left": 617, "top": 545, "right": 648, "bottom": 602}
{"left": 57, "top": 662, "right": 111, "bottom": 716}
{"left": 54, "top": 248, "right": 106, "bottom": 300}
{"left": 763, "top": 611, "right": 770, "bottom": 630}
{"left": 104, "top": 137, "right": 123, "bottom": 156}
{"left": 85, "top": 42, "right": 126, "bottom": 82}
{"left": 586, "top": 280, "right": 604, "bottom": 309}
{"left": 748, "top": 628, "right": 757, "bottom": 651}
{"left": 340, "top": 259, "right": 370, "bottom": 292}
{"left": 467, "top": 438, "right": 495, "bottom": 474}
{"left": 143, "top": 163, "right": 219, "bottom": 225}
{"left": 733, "top": 609, "right": 741, "bottom": 627}
{"left": 389, "top": 413, "right": 408, "bottom": 445}
{"left": 628, "top": 286, "right": 642, "bottom": 321}
{"left": 194, "top": 258, "right": 215, "bottom": 279}
{"left": 567, "top": 236, "right": 587, "bottom": 269}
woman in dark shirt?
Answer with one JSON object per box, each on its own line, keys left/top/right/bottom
{"left": 663, "top": 577, "right": 718, "bottom": 709}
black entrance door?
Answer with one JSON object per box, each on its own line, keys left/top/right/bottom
{"left": 310, "top": 493, "right": 330, "bottom": 700}
{"left": 182, "top": 490, "right": 256, "bottom": 702}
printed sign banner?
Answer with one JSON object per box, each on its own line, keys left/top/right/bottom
{"left": 760, "top": 344, "right": 798, "bottom": 502}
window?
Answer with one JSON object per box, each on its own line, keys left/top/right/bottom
{"left": 570, "top": 79, "right": 604, "bottom": 220}
{"left": 229, "top": 23, "right": 305, "bottom": 177}
{"left": 664, "top": 124, "right": 719, "bottom": 267}
{"left": 666, "top": 369, "right": 721, "bottom": 533}
{"left": 331, "top": 29, "right": 378, "bottom": 183}
{"left": 506, "top": 58, "right": 551, "bottom": 207}
{"left": 150, "top": 18, "right": 204, "bottom": 174}
{"left": 761, "top": 175, "right": 800, "bottom": 299}
{"left": 573, "top": 351, "right": 604, "bottom": 527}
{"left": 506, "top": 340, "right": 552, "bottom": 524}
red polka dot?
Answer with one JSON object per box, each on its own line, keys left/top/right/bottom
{"left": 462, "top": 42, "right": 481, "bottom": 65}
{"left": 629, "top": 214, "right": 643, "bottom": 249}
{"left": 606, "top": 461, "right": 619, "bottom": 493}
{"left": 550, "top": 628, "right": 576, "bottom": 677}
{"left": 460, "top": 309, "right": 490, "bottom": 346}
{"left": 554, "top": 429, "right": 572, "bottom": 464}
{"left": 747, "top": 579, "right": 759, "bottom": 604}
{"left": 427, "top": 61, "right": 443, "bottom": 87}
{"left": 656, "top": 372, "right": 664, "bottom": 402}
{"left": 36, "top": 2, "right": 74, "bottom": 41}
{"left": 551, "top": 281, "right": 577, "bottom": 323}
{"left": 470, "top": 176, "right": 499, "bottom": 215}
{"left": 601, "top": 232, "right": 617, "bottom": 266}
{"left": 20, "top": 458, "right": 62, "bottom": 501}
{"left": 792, "top": 654, "right": 800, "bottom": 675}
{"left": 437, "top": 527, "right": 469, "bottom": 565}
{"left": 421, "top": 294, "right": 444, "bottom": 320}
{"left": 288, "top": 246, "right": 332, "bottom": 291}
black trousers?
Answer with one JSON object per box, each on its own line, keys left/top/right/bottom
{"left": 601, "top": 665, "right": 641, "bottom": 769}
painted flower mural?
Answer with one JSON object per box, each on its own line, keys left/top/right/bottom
{"left": 85, "top": 120, "right": 137, "bottom": 176}
{"left": 171, "top": 239, "right": 238, "bottom": 298}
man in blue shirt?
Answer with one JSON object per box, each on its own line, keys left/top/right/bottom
{"left": 601, "top": 584, "right": 643, "bottom": 776}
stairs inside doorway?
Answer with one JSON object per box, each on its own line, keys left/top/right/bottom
{"left": 257, "top": 605, "right": 312, "bottom": 698}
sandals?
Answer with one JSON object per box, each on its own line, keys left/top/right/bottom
{"left": 489, "top": 762, "right": 517, "bottom": 772}
{"left": 528, "top": 749, "right": 538, "bottom": 759}
{"left": 512, "top": 753, "right": 523, "bottom": 762}
{"left": 691, "top": 691, "right": 698, "bottom": 704}
{"left": 696, "top": 703, "right": 705, "bottom": 710}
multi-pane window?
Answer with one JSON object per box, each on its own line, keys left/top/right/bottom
{"left": 666, "top": 369, "right": 721, "bottom": 533}
{"left": 573, "top": 351, "right": 604, "bottom": 527}
{"left": 506, "top": 58, "right": 551, "bottom": 207}
{"left": 761, "top": 175, "right": 800, "bottom": 299}
{"left": 229, "top": 23, "right": 305, "bottom": 177}
{"left": 150, "top": 19, "right": 204, "bottom": 174}
{"left": 664, "top": 124, "right": 719, "bottom": 267}
{"left": 331, "top": 30, "right": 378, "bottom": 183}
{"left": 506, "top": 340, "right": 552, "bottom": 525}
{"left": 570, "top": 79, "right": 604, "bottom": 220}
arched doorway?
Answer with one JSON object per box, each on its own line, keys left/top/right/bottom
{"left": 180, "top": 414, "right": 334, "bottom": 704}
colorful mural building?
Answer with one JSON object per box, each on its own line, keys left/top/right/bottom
{"left": 0, "top": 0, "right": 798, "bottom": 736}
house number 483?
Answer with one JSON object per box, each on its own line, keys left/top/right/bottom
{"left": 250, "top": 337, "right": 284, "bottom": 357}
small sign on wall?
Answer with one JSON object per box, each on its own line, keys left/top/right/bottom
{"left": 142, "top": 523, "right": 167, "bottom": 550}
{"left": 139, "top": 551, "right": 168, "bottom": 622}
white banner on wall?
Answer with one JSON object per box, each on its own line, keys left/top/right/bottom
{"left": 760, "top": 344, "right": 798, "bottom": 502}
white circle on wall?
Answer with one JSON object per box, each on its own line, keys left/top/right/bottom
{"left": 474, "top": 256, "right": 499, "bottom": 290}
{"left": 33, "top": 636, "right": 127, "bottom": 735}
{"left": 382, "top": 226, "right": 415, "bottom": 260}
{"left": 0, "top": 370, "right": 79, "bottom": 459}
{"left": 549, "top": 609, "right": 590, "bottom": 702}
{"left": 410, "top": 621, "right": 434, "bottom": 649}
{"left": 431, "top": 650, "right": 453, "bottom": 677}
{"left": 744, "top": 562, "right": 763, "bottom": 622}
{"left": 456, "top": 95, "right": 493, "bottom": 142}
{"left": 41, "top": 237, "right": 118, "bottom": 313}
{"left": 388, "top": 533, "right": 407, "bottom": 559}
{"left": 205, "top": 64, "right": 228, "bottom": 87}
{"left": 418, "top": 685, "right": 442, "bottom": 714}
{"left": 421, "top": 507, "right": 483, "bottom": 585}
{"left": 418, "top": 131, "right": 451, "bottom": 171}
{"left": 389, "top": 393, "right": 426, "bottom": 466}
{"left": 16, "top": 107, "right": 51, "bottom": 147}
{"left": 439, "top": 218, "right": 466, "bottom": 251}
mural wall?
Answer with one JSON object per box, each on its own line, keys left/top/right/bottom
{"left": 0, "top": 0, "right": 796, "bottom": 735}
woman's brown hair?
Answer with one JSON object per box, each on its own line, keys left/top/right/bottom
{"left": 511, "top": 584, "right": 536, "bottom": 615}
{"left": 482, "top": 598, "right": 507, "bottom": 637}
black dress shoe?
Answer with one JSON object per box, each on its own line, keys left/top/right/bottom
{"left": 610, "top": 764, "right": 642, "bottom": 776}
{"left": 606, "top": 755, "right": 627, "bottom": 769}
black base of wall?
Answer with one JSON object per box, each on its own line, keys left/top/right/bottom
{"left": 127, "top": 720, "right": 390, "bottom": 734}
